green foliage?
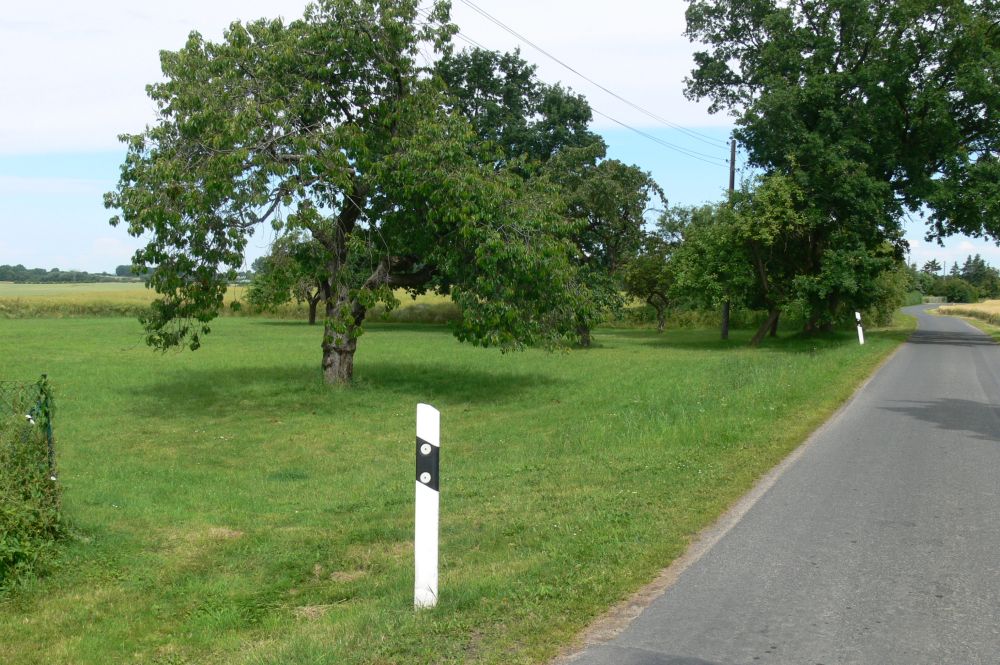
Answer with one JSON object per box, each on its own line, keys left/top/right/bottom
{"left": 246, "top": 232, "right": 327, "bottom": 323}
{"left": 921, "top": 259, "right": 942, "bottom": 276}
{"left": 959, "top": 254, "right": 1000, "bottom": 298}
{"left": 106, "top": 0, "right": 585, "bottom": 383}
{"left": 930, "top": 276, "right": 979, "bottom": 303}
{"left": 622, "top": 233, "right": 676, "bottom": 332}
{"left": 552, "top": 156, "right": 666, "bottom": 341}
{"left": 684, "top": 0, "right": 998, "bottom": 320}
{"left": 668, "top": 203, "right": 757, "bottom": 312}
{"left": 0, "top": 377, "right": 61, "bottom": 591}
{"left": 435, "top": 47, "right": 603, "bottom": 170}
{"left": 0, "top": 265, "right": 118, "bottom": 284}
{"left": 902, "top": 291, "right": 925, "bottom": 307}
{"left": 436, "top": 47, "right": 665, "bottom": 345}
{"left": 863, "top": 263, "right": 911, "bottom": 326}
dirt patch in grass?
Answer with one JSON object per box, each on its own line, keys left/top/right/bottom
{"left": 329, "top": 570, "right": 366, "bottom": 583}
{"left": 206, "top": 527, "right": 244, "bottom": 540}
{"left": 292, "top": 603, "right": 344, "bottom": 620}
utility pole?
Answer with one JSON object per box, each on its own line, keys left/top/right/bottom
{"left": 721, "top": 138, "right": 736, "bottom": 340}
{"left": 729, "top": 138, "right": 737, "bottom": 193}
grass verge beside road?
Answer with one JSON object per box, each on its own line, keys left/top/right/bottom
{"left": 0, "top": 313, "right": 914, "bottom": 664}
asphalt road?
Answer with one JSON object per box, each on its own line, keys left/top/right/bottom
{"left": 566, "top": 306, "right": 1000, "bottom": 665}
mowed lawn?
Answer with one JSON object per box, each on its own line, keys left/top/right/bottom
{"left": 0, "top": 315, "right": 913, "bottom": 664}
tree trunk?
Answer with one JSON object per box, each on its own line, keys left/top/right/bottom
{"left": 322, "top": 320, "right": 358, "bottom": 384}
{"left": 308, "top": 297, "right": 319, "bottom": 325}
{"left": 721, "top": 300, "right": 730, "bottom": 340}
{"left": 646, "top": 295, "right": 669, "bottom": 334}
{"left": 321, "top": 289, "right": 360, "bottom": 385}
{"left": 750, "top": 308, "right": 781, "bottom": 347}
{"left": 577, "top": 324, "right": 592, "bottom": 348}
{"left": 769, "top": 311, "right": 779, "bottom": 337}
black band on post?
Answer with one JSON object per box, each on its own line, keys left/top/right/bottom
{"left": 416, "top": 436, "right": 439, "bottom": 492}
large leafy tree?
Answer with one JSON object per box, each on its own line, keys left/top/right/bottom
{"left": 438, "top": 48, "right": 665, "bottom": 345}
{"left": 685, "top": 0, "right": 1000, "bottom": 325}
{"left": 552, "top": 156, "right": 666, "bottom": 345}
{"left": 106, "top": 0, "right": 582, "bottom": 384}
{"left": 435, "top": 47, "right": 602, "bottom": 170}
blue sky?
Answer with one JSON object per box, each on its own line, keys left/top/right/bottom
{"left": 0, "top": 1, "right": 995, "bottom": 274}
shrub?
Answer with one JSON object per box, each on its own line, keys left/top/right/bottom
{"left": 0, "top": 377, "right": 62, "bottom": 591}
{"left": 930, "top": 277, "right": 979, "bottom": 303}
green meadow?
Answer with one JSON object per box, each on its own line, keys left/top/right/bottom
{"left": 0, "top": 312, "right": 913, "bottom": 664}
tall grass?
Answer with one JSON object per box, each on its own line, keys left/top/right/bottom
{"left": 0, "top": 379, "right": 62, "bottom": 591}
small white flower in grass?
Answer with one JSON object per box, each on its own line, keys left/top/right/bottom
{"left": 24, "top": 414, "right": 35, "bottom": 425}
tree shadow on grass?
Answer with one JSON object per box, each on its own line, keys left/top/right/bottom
{"left": 879, "top": 398, "right": 1000, "bottom": 443}
{"left": 248, "top": 321, "right": 453, "bottom": 334}
{"left": 250, "top": 320, "right": 314, "bottom": 328}
{"left": 122, "top": 361, "right": 558, "bottom": 421}
{"left": 355, "top": 360, "right": 559, "bottom": 400}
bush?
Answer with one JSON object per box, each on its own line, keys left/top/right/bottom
{"left": 930, "top": 277, "right": 979, "bottom": 303}
{"left": 0, "top": 378, "right": 62, "bottom": 591}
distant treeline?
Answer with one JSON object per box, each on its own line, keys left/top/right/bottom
{"left": 0, "top": 264, "right": 128, "bottom": 283}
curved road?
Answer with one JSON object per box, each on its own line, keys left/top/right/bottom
{"left": 567, "top": 306, "right": 1000, "bottom": 665}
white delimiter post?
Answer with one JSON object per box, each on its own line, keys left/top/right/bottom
{"left": 414, "top": 403, "right": 440, "bottom": 609}
{"left": 855, "top": 311, "right": 865, "bottom": 345}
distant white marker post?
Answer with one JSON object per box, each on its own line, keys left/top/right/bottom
{"left": 855, "top": 311, "right": 865, "bottom": 345}
{"left": 414, "top": 403, "right": 440, "bottom": 609}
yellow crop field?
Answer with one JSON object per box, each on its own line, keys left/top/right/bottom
{"left": 0, "top": 281, "right": 457, "bottom": 321}
{"left": 0, "top": 281, "right": 246, "bottom": 304}
{"left": 938, "top": 300, "right": 1000, "bottom": 328}
{"left": 939, "top": 300, "right": 1000, "bottom": 316}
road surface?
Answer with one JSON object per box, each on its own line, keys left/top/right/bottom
{"left": 566, "top": 305, "right": 1000, "bottom": 665}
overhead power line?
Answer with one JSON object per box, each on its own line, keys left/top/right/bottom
{"left": 455, "top": 0, "right": 729, "bottom": 149}
{"left": 591, "top": 109, "right": 728, "bottom": 167}
{"left": 415, "top": 5, "right": 729, "bottom": 168}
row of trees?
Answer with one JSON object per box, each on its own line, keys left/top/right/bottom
{"left": 910, "top": 255, "right": 1000, "bottom": 302}
{"left": 107, "top": 0, "right": 999, "bottom": 384}
{"left": 0, "top": 265, "right": 119, "bottom": 283}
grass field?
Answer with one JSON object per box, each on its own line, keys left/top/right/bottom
{"left": 0, "top": 314, "right": 914, "bottom": 664}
